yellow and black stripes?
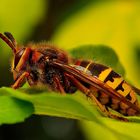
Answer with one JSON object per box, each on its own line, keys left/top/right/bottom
{"left": 75, "top": 60, "right": 138, "bottom": 113}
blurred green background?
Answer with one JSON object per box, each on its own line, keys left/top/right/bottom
{"left": 0, "top": 0, "right": 140, "bottom": 140}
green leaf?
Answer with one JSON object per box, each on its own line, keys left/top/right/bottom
{"left": 1, "top": 86, "right": 140, "bottom": 139}
{"left": 0, "top": 96, "right": 34, "bottom": 124}
{"left": 70, "top": 45, "right": 125, "bottom": 76}
{"left": 0, "top": 87, "right": 100, "bottom": 122}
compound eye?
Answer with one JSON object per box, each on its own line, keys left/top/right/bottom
{"left": 14, "top": 48, "right": 25, "bottom": 68}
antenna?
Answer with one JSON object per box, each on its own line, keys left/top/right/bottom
{"left": 4, "top": 32, "right": 17, "bottom": 47}
{"left": 0, "top": 32, "right": 16, "bottom": 54}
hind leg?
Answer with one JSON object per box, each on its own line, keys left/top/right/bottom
{"left": 65, "top": 73, "right": 129, "bottom": 122}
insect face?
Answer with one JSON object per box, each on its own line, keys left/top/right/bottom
{"left": 12, "top": 47, "right": 32, "bottom": 80}
{"left": 0, "top": 32, "right": 31, "bottom": 80}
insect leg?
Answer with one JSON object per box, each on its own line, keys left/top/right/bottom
{"left": 11, "top": 72, "right": 29, "bottom": 89}
{"left": 53, "top": 76, "right": 65, "bottom": 94}
{"left": 65, "top": 73, "right": 128, "bottom": 121}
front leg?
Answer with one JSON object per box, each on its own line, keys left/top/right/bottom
{"left": 11, "top": 72, "right": 29, "bottom": 89}
{"left": 53, "top": 76, "right": 65, "bottom": 94}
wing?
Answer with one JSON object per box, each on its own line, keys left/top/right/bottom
{"left": 51, "top": 61, "right": 140, "bottom": 113}
{"left": 131, "top": 85, "right": 140, "bottom": 96}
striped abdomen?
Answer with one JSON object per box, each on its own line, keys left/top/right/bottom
{"left": 74, "top": 60, "right": 139, "bottom": 116}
